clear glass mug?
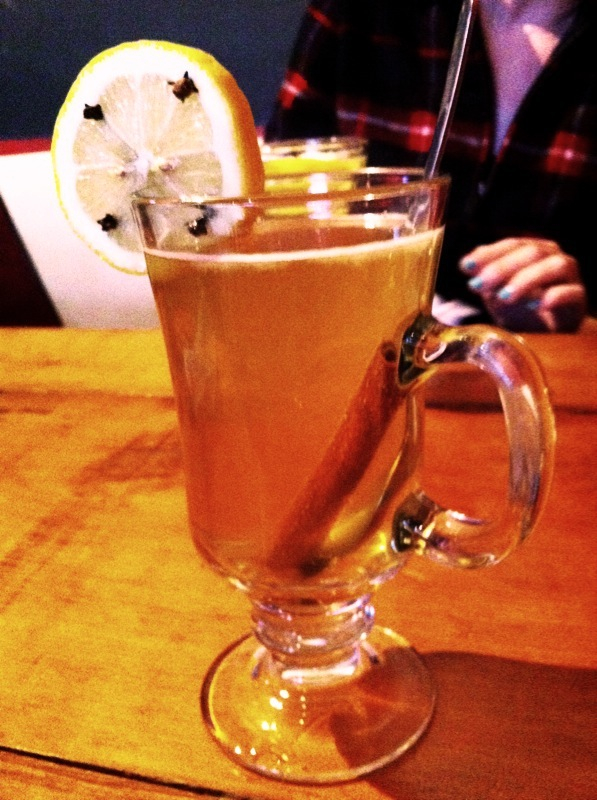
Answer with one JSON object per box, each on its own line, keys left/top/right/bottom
{"left": 260, "top": 135, "right": 367, "bottom": 188}
{"left": 132, "top": 169, "right": 555, "bottom": 784}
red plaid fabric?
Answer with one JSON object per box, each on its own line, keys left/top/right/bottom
{"left": 266, "top": 0, "right": 597, "bottom": 314}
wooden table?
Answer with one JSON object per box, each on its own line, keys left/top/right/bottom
{"left": 0, "top": 327, "right": 595, "bottom": 799}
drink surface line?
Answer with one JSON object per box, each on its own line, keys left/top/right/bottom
{"left": 145, "top": 227, "right": 441, "bottom": 268}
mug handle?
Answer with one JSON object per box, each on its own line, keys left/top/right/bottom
{"left": 393, "top": 314, "right": 556, "bottom": 568}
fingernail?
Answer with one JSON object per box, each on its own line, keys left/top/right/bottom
{"left": 468, "top": 276, "right": 483, "bottom": 291}
{"left": 525, "top": 298, "right": 541, "bottom": 311}
{"left": 497, "top": 287, "right": 512, "bottom": 301}
{"left": 460, "top": 258, "right": 476, "bottom": 273}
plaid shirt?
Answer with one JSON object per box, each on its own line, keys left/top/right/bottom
{"left": 266, "top": 0, "right": 597, "bottom": 315}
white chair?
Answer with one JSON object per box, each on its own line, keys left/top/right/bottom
{"left": 0, "top": 150, "right": 158, "bottom": 328}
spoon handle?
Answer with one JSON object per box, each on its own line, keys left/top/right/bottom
{"left": 424, "top": 0, "right": 478, "bottom": 179}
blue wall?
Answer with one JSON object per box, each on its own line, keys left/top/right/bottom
{"left": 0, "top": 0, "right": 305, "bottom": 139}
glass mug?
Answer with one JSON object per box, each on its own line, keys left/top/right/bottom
{"left": 132, "top": 169, "right": 555, "bottom": 784}
{"left": 260, "top": 135, "right": 367, "bottom": 188}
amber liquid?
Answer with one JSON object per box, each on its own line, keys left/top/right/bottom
{"left": 147, "top": 218, "right": 442, "bottom": 596}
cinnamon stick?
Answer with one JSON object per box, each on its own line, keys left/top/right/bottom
{"left": 268, "top": 341, "right": 402, "bottom": 576}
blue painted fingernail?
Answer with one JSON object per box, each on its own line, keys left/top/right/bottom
{"left": 468, "top": 276, "right": 483, "bottom": 290}
{"left": 461, "top": 258, "right": 476, "bottom": 273}
{"left": 497, "top": 287, "right": 512, "bottom": 301}
{"left": 525, "top": 298, "right": 541, "bottom": 310}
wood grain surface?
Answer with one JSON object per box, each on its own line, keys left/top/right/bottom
{"left": 0, "top": 328, "right": 595, "bottom": 799}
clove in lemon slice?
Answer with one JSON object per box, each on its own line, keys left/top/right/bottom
{"left": 51, "top": 40, "right": 264, "bottom": 273}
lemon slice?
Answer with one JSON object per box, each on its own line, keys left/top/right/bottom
{"left": 52, "top": 40, "right": 264, "bottom": 273}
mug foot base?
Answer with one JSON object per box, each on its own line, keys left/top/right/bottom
{"left": 200, "top": 625, "right": 435, "bottom": 784}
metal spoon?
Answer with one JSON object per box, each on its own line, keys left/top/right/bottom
{"left": 424, "top": 0, "right": 478, "bottom": 179}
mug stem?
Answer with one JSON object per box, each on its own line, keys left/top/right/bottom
{"left": 251, "top": 595, "right": 375, "bottom": 681}
{"left": 200, "top": 610, "right": 435, "bottom": 783}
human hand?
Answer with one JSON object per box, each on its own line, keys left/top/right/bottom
{"left": 460, "top": 237, "right": 587, "bottom": 332}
